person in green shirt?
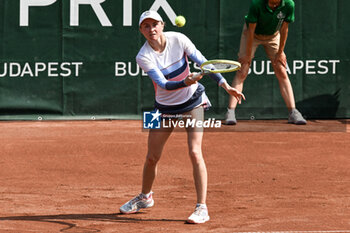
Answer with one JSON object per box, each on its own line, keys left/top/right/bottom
{"left": 225, "top": 0, "right": 307, "bottom": 125}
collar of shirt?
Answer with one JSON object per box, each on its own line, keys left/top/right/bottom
{"left": 266, "top": 0, "right": 285, "bottom": 13}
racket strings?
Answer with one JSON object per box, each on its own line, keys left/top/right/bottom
{"left": 200, "top": 59, "right": 241, "bottom": 73}
{"left": 213, "top": 63, "right": 237, "bottom": 70}
{"left": 202, "top": 63, "right": 239, "bottom": 72}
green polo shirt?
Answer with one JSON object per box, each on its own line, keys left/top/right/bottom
{"left": 245, "top": 0, "right": 295, "bottom": 35}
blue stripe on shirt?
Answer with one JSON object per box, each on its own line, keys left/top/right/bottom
{"left": 162, "top": 56, "right": 186, "bottom": 77}
{"left": 164, "top": 58, "right": 188, "bottom": 80}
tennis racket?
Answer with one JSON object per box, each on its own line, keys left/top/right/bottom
{"left": 192, "top": 59, "right": 241, "bottom": 79}
{"left": 191, "top": 59, "right": 245, "bottom": 103}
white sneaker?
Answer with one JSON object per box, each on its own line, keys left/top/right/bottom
{"left": 187, "top": 205, "right": 210, "bottom": 224}
{"left": 119, "top": 192, "right": 154, "bottom": 214}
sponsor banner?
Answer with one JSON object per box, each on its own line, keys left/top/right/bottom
{"left": 0, "top": 59, "right": 341, "bottom": 78}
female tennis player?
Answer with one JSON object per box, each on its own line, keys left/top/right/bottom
{"left": 119, "top": 10, "right": 245, "bottom": 224}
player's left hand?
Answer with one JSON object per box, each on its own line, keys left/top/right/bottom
{"left": 221, "top": 81, "right": 246, "bottom": 104}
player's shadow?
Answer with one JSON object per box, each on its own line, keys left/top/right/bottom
{"left": 0, "top": 213, "right": 185, "bottom": 232}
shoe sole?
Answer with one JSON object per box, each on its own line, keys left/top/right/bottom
{"left": 288, "top": 121, "right": 307, "bottom": 125}
{"left": 119, "top": 199, "right": 154, "bottom": 214}
{"left": 224, "top": 121, "right": 237, "bottom": 125}
{"left": 186, "top": 216, "right": 210, "bottom": 224}
{"left": 119, "top": 209, "right": 137, "bottom": 214}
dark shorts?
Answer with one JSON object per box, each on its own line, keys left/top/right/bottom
{"left": 154, "top": 83, "right": 206, "bottom": 115}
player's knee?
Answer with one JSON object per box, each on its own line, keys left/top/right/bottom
{"left": 145, "top": 154, "right": 160, "bottom": 166}
{"left": 235, "top": 64, "right": 250, "bottom": 81}
{"left": 273, "top": 63, "right": 285, "bottom": 74}
{"left": 274, "top": 67, "right": 289, "bottom": 80}
{"left": 188, "top": 149, "right": 203, "bottom": 164}
{"left": 236, "top": 72, "right": 248, "bottom": 82}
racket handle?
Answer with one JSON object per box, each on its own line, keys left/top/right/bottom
{"left": 192, "top": 71, "right": 203, "bottom": 80}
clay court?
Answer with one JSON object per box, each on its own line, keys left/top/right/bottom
{"left": 0, "top": 119, "right": 350, "bottom": 232}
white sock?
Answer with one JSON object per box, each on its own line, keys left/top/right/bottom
{"left": 196, "top": 203, "right": 207, "bottom": 209}
{"left": 142, "top": 192, "right": 152, "bottom": 198}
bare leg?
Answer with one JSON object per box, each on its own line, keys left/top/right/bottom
{"left": 142, "top": 127, "right": 173, "bottom": 194}
{"left": 185, "top": 107, "right": 207, "bottom": 204}
{"left": 228, "top": 61, "right": 250, "bottom": 109}
{"left": 272, "top": 61, "right": 296, "bottom": 111}
{"left": 188, "top": 130, "right": 207, "bottom": 203}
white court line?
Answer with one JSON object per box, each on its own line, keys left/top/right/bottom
{"left": 235, "top": 231, "right": 350, "bottom": 233}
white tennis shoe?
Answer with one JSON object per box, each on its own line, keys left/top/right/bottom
{"left": 119, "top": 192, "right": 154, "bottom": 214}
{"left": 187, "top": 204, "right": 210, "bottom": 224}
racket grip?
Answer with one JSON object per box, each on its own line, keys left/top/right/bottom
{"left": 192, "top": 71, "right": 203, "bottom": 80}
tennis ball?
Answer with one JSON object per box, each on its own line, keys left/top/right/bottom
{"left": 175, "top": 15, "right": 186, "bottom": 27}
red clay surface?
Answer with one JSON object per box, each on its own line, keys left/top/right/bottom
{"left": 0, "top": 120, "right": 350, "bottom": 233}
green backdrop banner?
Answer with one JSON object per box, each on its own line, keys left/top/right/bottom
{"left": 0, "top": 0, "right": 349, "bottom": 120}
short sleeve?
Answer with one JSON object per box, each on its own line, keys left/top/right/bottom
{"left": 284, "top": 1, "right": 295, "bottom": 23}
{"left": 245, "top": 1, "right": 259, "bottom": 24}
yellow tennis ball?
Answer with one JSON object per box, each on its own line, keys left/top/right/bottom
{"left": 175, "top": 15, "right": 186, "bottom": 27}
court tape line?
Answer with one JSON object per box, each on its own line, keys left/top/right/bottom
{"left": 235, "top": 231, "right": 350, "bottom": 233}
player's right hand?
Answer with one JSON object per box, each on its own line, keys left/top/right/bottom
{"left": 184, "top": 72, "right": 203, "bottom": 86}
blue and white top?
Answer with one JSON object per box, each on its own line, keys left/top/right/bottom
{"left": 136, "top": 31, "right": 226, "bottom": 114}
